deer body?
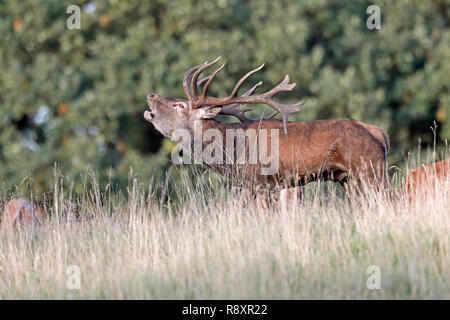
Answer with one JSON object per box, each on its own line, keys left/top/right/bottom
{"left": 402, "top": 158, "right": 450, "bottom": 198}
{"left": 144, "top": 57, "right": 390, "bottom": 202}
{"left": 0, "top": 199, "right": 42, "bottom": 230}
{"left": 196, "top": 118, "right": 389, "bottom": 190}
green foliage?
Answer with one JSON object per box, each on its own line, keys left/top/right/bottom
{"left": 0, "top": 0, "right": 448, "bottom": 194}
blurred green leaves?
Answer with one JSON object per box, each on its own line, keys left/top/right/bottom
{"left": 0, "top": 0, "right": 448, "bottom": 194}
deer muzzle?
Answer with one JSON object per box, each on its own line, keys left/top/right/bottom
{"left": 145, "top": 93, "right": 158, "bottom": 121}
{"left": 144, "top": 110, "right": 155, "bottom": 121}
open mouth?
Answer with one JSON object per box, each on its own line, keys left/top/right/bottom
{"left": 145, "top": 94, "right": 157, "bottom": 121}
{"left": 144, "top": 109, "right": 155, "bottom": 121}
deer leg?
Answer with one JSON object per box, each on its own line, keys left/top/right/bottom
{"left": 252, "top": 185, "right": 305, "bottom": 211}
{"left": 239, "top": 187, "right": 254, "bottom": 204}
{"left": 280, "top": 186, "right": 304, "bottom": 204}
{"left": 341, "top": 169, "right": 393, "bottom": 204}
{"left": 339, "top": 179, "right": 363, "bottom": 204}
{"left": 351, "top": 156, "right": 391, "bottom": 192}
{"left": 354, "top": 162, "right": 393, "bottom": 202}
{"left": 279, "top": 186, "right": 304, "bottom": 212}
{"left": 254, "top": 192, "right": 271, "bottom": 210}
{"left": 336, "top": 170, "right": 363, "bottom": 202}
{"left": 240, "top": 185, "right": 271, "bottom": 209}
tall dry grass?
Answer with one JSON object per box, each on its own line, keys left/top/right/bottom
{"left": 0, "top": 154, "right": 449, "bottom": 299}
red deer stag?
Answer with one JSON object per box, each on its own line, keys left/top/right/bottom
{"left": 0, "top": 198, "right": 42, "bottom": 230}
{"left": 144, "top": 57, "right": 390, "bottom": 202}
{"left": 401, "top": 158, "right": 450, "bottom": 200}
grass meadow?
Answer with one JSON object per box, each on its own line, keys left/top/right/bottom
{"left": 0, "top": 151, "right": 449, "bottom": 299}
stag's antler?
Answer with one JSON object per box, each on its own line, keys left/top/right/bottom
{"left": 196, "top": 79, "right": 277, "bottom": 123}
{"left": 184, "top": 57, "right": 304, "bottom": 134}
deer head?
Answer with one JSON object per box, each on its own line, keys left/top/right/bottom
{"left": 144, "top": 57, "right": 304, "bottom": 137}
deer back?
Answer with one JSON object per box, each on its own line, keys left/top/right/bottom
{"left": 402, "top": 158, "right": 450, "bottom": 197}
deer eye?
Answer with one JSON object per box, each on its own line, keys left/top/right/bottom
{"left": 173, "top": 103, "right": 185, "bottom": 109}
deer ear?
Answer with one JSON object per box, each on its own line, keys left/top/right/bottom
{"left": 196, "top": 106, "right": 222, "bottom": 119}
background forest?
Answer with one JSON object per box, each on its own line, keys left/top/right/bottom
{"left": 1, "top": 0, "right": 449, "bottom": 194}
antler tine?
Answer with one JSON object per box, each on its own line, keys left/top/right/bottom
{"left": 220, "top": 81, "right": 279, "bottom": 123}
{"left": 186, "top": 59, "right": 304, "bottom": 134}
{"left": 199, "top": 63, "right": 226, "bottom": 105}
{"left": 183, "top": 63, "right": 205, "bottom": 100}
{"left": 203, "top": 72, "right": 304, "bottom": 134}
{"left": 190, "top": 57, "right": 221, "bottom": 103}
{"left": 229, "top": 64, "right": 265, "bottom": 98}
{"left": 257, "top": 75, "right": 305, "bottom": 134}
{"left": 242, "top": 81, "right": 263, "bottom": 97}
{"left": 219, "top": 82, "right": 262, "bottom": 123}
{"left": 219, "top": 105, "right": 252, "bottom": 123}
{"left": 197, "top": 75, "right": 211, "bottom": 87}
{"left": 196, "top": 63, "right": 263, "bottom": 97}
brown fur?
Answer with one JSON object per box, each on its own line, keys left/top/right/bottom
{"left": 145, "top": 92, "right": 390, "bottom": 202}
{"left": 401, "top": 159, "right": 450, "bottom": 199}
{"left": 0, "top": 199, "right": 43, "bottom": 230}
{"left": 198, "top": 118, "right": 390, "bottom": 193}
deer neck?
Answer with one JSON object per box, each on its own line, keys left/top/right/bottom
{"left": 184, "top": 119, "right": 244, "bottom": 164}
{"left": 186, "top": 119, "right": 238, "bottom": 141}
